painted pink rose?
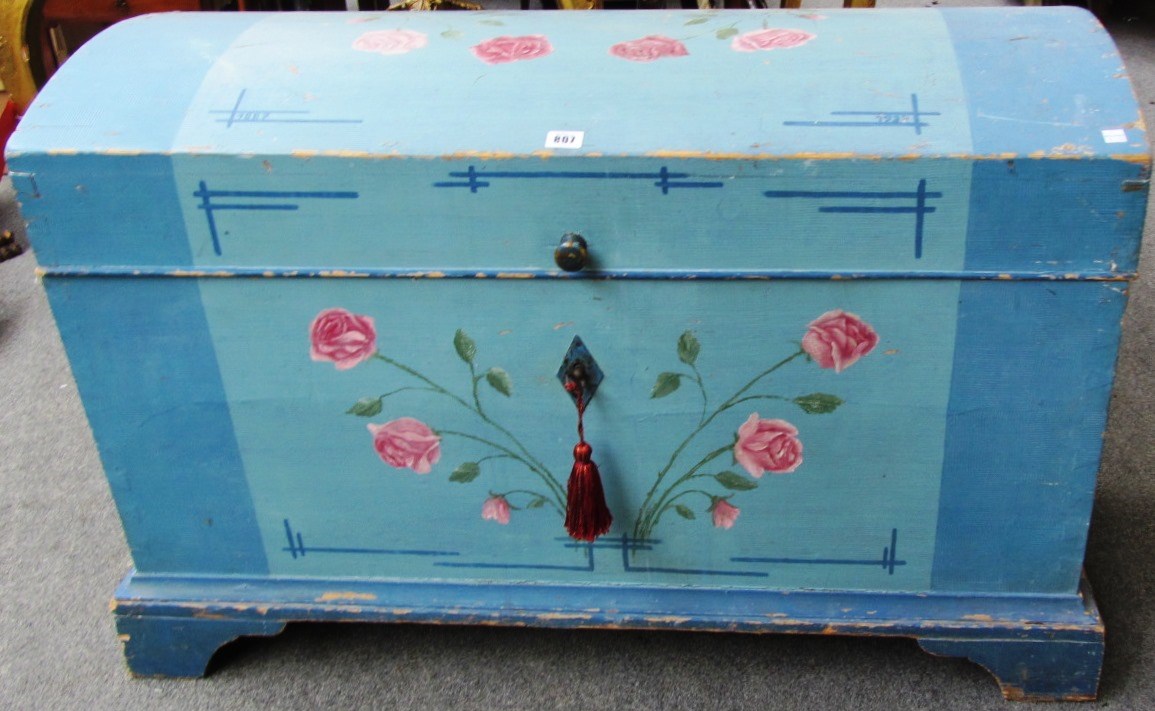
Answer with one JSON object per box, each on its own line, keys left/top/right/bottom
{"left": 609, "top": 35, "right": 689, "bottom": 63}
{"left": 711, "top": 499, "right": 740, "bottom": 530}
{"left": 734, "top": 414, "right": 802, "bottom": 478}
{"left": 731, "top": 28, "right": 815, "bottom": 53}
{"left": 482, "top": 495, "right": 512, "bottom": 525}
{"left": 471, "top": 35, "right": 553, "bottom": 65}
{"left": 368, "top": 418, "right": 441, "bottom": 474}
{"left": 353, "top": 29, "right": 428, "bottom": 56}
{"left": 310, "top": 308, "right": 377, "bottom": 370}
{"left": 801, "top": 310, "right": 879, "bottom": 373}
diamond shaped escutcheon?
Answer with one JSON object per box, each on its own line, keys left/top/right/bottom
{"left": 557, "top": 336, "right": 603, "bottom": 403}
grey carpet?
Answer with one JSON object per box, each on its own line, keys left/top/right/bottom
{"left": 2, "top": 1, "right": 1154, "bottom": 708}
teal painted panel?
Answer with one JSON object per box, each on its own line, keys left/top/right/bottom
{"left": 196, "top": 277, "right": 957, "bottom": 591}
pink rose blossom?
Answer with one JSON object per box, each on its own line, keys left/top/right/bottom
{"left": 609, "top": 35, "right": 689, "bottom": 63}
{"left": 731, "top": 28, "right": 815, "bottom": 53}
{"left": 801, "top": 310, "right": 879, "bottom": 373}
{"left": 310, "top": 308, "right": 377, "bottom": 370}
{"left": 711, "top": 499, "right": 740, "bottom": 529}
{"left": 482, "top": 496, "right": 512, "bottom": 525}
{"left": 471, "top": 35, "right": 553, "bottom": 65}
{"left": 353, "top": 29, "right": 428, "bottom": 55}
{"left": 734, "top": 414, "right": 803, "bottom": 478}
{"left": 368, "top": 418, "right": 441, "bottom": 474}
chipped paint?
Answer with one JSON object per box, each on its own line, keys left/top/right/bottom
{"left": 167, "top": 270, "right": 237, "bottom": 278}
{"left": 318, "top": 270, "right": 370, "bottom": 278}
{"left": 535, "top": 612, "right": 595, "bottom": 622}
{"left": 316, "top": 591, "right": 378, "bottom": 602}
{"left": 642, "top": 615, "right": 692, "bottom": 625}
{"left": 496, "top": 272, "right": 536, "bottom": 280}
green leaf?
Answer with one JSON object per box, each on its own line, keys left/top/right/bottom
{"left": 651, "top": 372, "right": 682, "bottom": 399}
{"left": 526, "top": 497, "right": 546, "bottom": 509}
{"left": 793, "top": 393, "right": 844, "bottom": 415}
{"left": 674, "top": 504, "right": 696, "bottom": 520}
{"left": 486, "top": 367, "right": 513, "bottom": 397}
{"left": 716, "top": 27, "right": 739, "bottom": 40}
{"left": 677, "top": 331, "right": 701, "bottom": 366}
{"left": 346, "top": 397, "right": 383, "bottom": 417}
{"left": 685, "top": 16, "right": 709, "bottom": 25}
{"left": 441, "top": 29, "right": 464, "bottom": 39}
{"left": 450, "top": 462, "right": 481, "bottom": 483}
{"left": 454, "top": 329, "right": 477, "bottom": 364}
{"left": 715, "top": 470, "right": 758, "bottom": 491}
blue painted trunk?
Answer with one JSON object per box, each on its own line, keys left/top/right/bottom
{"left": 7, "top": 7, "right": 1147, "bottom": 701}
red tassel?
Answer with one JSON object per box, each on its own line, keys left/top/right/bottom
{"left": 564, "top": 380, "right": 612, "bottom": 541}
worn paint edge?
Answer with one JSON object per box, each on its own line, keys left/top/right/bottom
{"left": 19, "top": 149, "right": 1151, "bottom": 165}
{"left": 35, "top": 266, "right": 1136, "bottom": 282}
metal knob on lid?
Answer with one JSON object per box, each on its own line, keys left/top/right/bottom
{"left": 554, "top": 233, "right": 589, "bottom": 272}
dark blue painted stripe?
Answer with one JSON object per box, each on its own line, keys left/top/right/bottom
{"left": 37, "top": 266, "right": 1134, "bottom": 281}
{"left": 434, "top": 562, "right": 595, "bottom": 571}
{"left": 818, "top": 206, "right": 937, "bottom": 214}
{"left": 765, "top": 190, "right": 943, "bottom": 199}
{"left": 196, "top": 204, "right": 299, "bottom": 211}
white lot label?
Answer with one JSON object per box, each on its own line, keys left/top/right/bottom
{"left": 1101, "top": 128, "right": 1128, "bottom": 144}
{"left": 545, "top": 131, "right": 585, "bottom": 150}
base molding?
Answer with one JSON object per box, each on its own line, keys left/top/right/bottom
{"left": 111, "top": 571, "right": 1104, "bottom": 700}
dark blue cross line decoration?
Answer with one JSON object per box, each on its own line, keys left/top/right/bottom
{"left": 433, "top": 166, "right": 725, "bottom": 195}
{"left": 211, "top": 89, "right": 364, "bottom": 128}
{"left": 783, "top": 93, "right": 940, "bottom": 135}
{"left": 194, "top": 181, "right": 359, "bottom": 256}
{"left": 763, "top": 180, "right": 939, "bottom": 259}
{"left": 282, "top": 519, "right": 461, "bottom": 560}
{"left": 617, "top": 536, "right": 768, "bottom": 578}
{"left": 281, "top": 520, "right": 900, "bottom": 577}
{"left": 732, "top": 528, "right": 905, "bottom": 575}
{"left": 434, "top": 539, "right": 595, "bottom": 572}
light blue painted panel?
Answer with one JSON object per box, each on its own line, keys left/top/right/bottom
{"left": 170, "top": 10, "right": 973, "bottom": 158}
{"left": 171, "top": 155, "right": 972, "bottom": 272}
{"left": 197, "top": 277, "right": 956, "bottom": 591}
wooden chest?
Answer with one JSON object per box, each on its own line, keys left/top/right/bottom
{"left": 8, "top": 8, "right": 1148, "bottom": 701}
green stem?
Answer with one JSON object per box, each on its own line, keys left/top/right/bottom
{"left": 500, "top": 489, "right": 563, "bottom": 517}
{"left": 633, "top": 349, "right": 805, "bottom": 540}
{"left": 469, "top": 363, "right": 486, "bottom": 418}
{"left": 717, "top": 394, "right": 791, "bottom": 414}
{"left": 373, "top": 352, "right": 566, "bottom": 504}
{"left": 379, "top": 386, "right": 440, "bottom": 400}
{"left": 639, "top": 445, "right": 729, "bottom": 540}
{"left": 652, "top": 488, "right": 717, "bottom": 531}
{"left": 439, "top": 430, "right": 565, "bottom": 510}
{"left": 689, "top": 364, "right": 708, "bottom": 426}
{"left": 477, "top": 454, "right": 513, "bottom": 465}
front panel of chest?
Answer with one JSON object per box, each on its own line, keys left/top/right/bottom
{"left": 207, "top": 278, "right": 954, "bottom": 591}
{"left": 51, "top": 272, "right": 1122, "bottom": 595}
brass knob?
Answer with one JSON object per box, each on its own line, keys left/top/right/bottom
{"left": 554, "top": 233, "right": 589, "bottom": 272}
